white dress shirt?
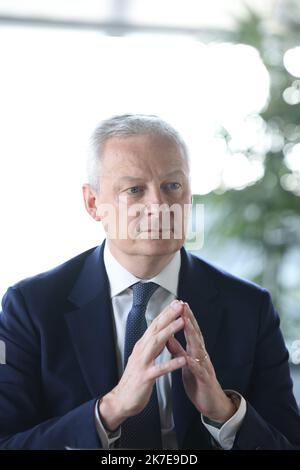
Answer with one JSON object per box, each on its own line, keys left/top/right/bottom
{"left": 94, "top": 243, "right": 246, "bottom": 449}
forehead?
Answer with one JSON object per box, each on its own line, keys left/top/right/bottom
{"left": 100, "top": 134, "right": 186, "bottom": 170}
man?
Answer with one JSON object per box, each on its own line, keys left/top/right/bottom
{"left": 0, "top": 114, "right": 299, "bottom": 449}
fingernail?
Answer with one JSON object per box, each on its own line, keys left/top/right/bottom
{"left": 171, "top": 300, "right": 182, "bottom": 312}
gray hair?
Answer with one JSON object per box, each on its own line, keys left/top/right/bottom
{"left": 87, "top": 114, "right": 190, "bottom": 191}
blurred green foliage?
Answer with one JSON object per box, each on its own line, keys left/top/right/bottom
{"left": 192, "top": 4, "right": 300, "bottom": 341}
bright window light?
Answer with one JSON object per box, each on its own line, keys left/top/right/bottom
{"left": 284, "top": 47, "right": 300, "bottom": 78}
{"left": 284, "top": 143, "right": 300, "bottom": 172}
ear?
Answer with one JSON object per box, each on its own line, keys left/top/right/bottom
{"left": 82, "top": 184, "right": 101, "bottom": 221}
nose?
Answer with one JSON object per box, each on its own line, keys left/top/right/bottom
{"left": 145, "top": 185, "right": 166, "bottom": 213}
{"left": 138, "top": 184, "right": 174, "bottom": 234}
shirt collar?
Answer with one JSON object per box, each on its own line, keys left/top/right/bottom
{"left": 103, "top": 241, "right": 181, "bottom": 298}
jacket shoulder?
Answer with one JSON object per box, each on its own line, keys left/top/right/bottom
{"left": 188, "top": 251, "right": 267, "bottom": 299}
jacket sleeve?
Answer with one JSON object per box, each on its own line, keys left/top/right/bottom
{"left": 234, "top": 290, "right": 300, "bottom": 450}
{"left": 0, "top": 287, "right": 102, "bottom": 449}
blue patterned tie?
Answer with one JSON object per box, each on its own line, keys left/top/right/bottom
{"left": 120, "top": 281, "right": 163, "bottom": 449}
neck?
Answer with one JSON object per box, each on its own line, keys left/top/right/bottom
{"left": 107, "top": 241, "right": 177, "bottom": 279}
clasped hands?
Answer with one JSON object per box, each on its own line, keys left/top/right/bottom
{"left": 100, "top": 299, "right": 237, "bottom": 432}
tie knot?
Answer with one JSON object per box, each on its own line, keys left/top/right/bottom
{"left": 131, "top": 281, "right": 159, "bottom": 307}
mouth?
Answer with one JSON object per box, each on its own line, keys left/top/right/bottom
{"left": 136, "top": 228, "right": 175, "bottom": 239}
{"left": 142, "top": 228, "right": 174, "bottom": 233}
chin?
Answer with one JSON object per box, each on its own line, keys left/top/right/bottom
{"left": 132, "top": 238, "right": 183, "bottom": 256}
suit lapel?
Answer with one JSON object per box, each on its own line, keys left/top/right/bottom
{"left": 172, "top": 246, "right": 223, "bottom": 448}
{"left": 65, "top": 241, "right": 119, "bottom": 398}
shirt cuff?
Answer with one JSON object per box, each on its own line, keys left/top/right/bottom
{"left": 201, "top": 390, "right": 246, "bottom": 450}
{"left": 94, "top": 398, "right": 121, "bottom": 449}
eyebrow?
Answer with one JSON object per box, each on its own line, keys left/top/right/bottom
{"left": 116, "top": 170, "right": 185, "bottom": 184}
{"left": 116, "top": 176, "right": 145, "bottom": 184}
{"left": 163, "top": 170, "right": 185, "bottom": 178}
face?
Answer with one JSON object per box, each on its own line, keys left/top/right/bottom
{"left": 85, "top": 133, "right": 192, "bottom": 258}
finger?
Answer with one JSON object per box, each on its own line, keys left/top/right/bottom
{"left": 186, "top": 355, "right": 209, "bottom": 380}
{"left": 183, "top": 303, "right": 205, "bottom": 347}
{"left": 183, "top": 316, "right": 203, "bottom": 354}
{"left": 166, "top": 335, "right": 187, "bottom": 358}
{"left": 143, "top": 316, "right": 185, "bottom": 360}
{"left": 183, "top": 303, "right": 201, "bottom": 333}
{"left": 148, "top": 356, "right": 186, "bottom": 380}
{"left": 145, "top": 300, "right": 184, "bottom": 339}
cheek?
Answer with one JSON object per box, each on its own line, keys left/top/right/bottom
{"left": 117, "top": 191, "right": 127, "bottom": 203}
{"left": 182, "top": 185, "right": 192, "bottom": 199}
{"left": 170, "top": 187, "right": 190, "bottom": 205}
{"left": 114, "top": 205, "right": 143, "bottom": 239}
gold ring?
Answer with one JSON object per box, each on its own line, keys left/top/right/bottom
{"left": 194, "top": 354, "right": 208, "bottom": 363}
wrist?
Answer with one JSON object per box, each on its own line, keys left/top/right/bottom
{"left": 98, "top": 392, "right": 126, "bottom": 432}
{"left": 204, "top": 392, "right": 240, "bottom": 424}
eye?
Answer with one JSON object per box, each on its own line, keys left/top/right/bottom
{"left": 126, "top": 186, "right": 143, "bottom": 194}
{"left": 163, "top": 182, "right": 181, "bottom": 191}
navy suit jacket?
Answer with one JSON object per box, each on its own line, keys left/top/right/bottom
{"left": 0, "top": 241, "right": 300, "bottom": 449}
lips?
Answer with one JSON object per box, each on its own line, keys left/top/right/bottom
{"left": 139, "top": 228, "right": 174, "bottom": 233}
